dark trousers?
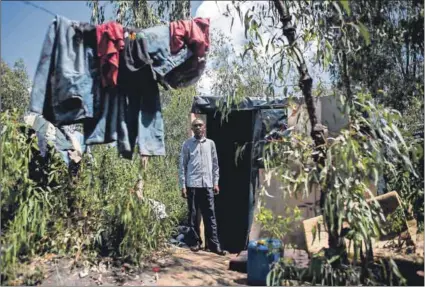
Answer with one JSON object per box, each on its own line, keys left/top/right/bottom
{"left": 186, "top": 187, "right": 221, "bottom": 251}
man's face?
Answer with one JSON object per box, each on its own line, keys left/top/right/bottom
{"left": 192, "top": 120, "right": 205, "bottom": 138}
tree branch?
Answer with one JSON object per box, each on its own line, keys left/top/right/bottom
{"left": 342, "top": 51, "right": 353, "bottom": 103}
{"left": 272, "top": 0, "right": 347, "bottom": 265}
{"left": 272, "top": 0, "right": 326, "bottom": 174}
{"left": 272, "top": 0, "right": 324, "bottom": 142}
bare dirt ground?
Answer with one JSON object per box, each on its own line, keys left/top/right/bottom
{"left": 155, "top": 249, "right": 247, "bottom": 286}
{"left": 37, "top": 247, "right": 247, "bottom": 286}
{"left": 10, "top": 222, "right": 422, "bottom": 286}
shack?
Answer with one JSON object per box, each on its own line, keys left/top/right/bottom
{"left": 190, "top": 95, "right": 349, "bottom": 253}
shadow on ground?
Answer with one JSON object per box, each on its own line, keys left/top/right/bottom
{"left": 155, "top": 248, "right": 247, "bottom": 286}
{"left": 39, "top": 247, "right": 247, "bottom": 286}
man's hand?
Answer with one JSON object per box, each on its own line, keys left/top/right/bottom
{"left": 213, "top": 185, "right": 220, "bottom": 195}
{"left": 181, "top": 188, "right": 187, "bottom": 199}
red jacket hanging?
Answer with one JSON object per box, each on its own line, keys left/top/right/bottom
{"left": 96, "top": 22, "right": 124, "bottom": 88}
{"left": 170, "top": 17, "right": 210, "bottom": 58}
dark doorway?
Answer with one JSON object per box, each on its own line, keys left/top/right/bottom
{"left": 206, "top": 111, "right": 254, "bottom": 253}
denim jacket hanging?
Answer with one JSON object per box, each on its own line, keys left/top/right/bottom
{"left": 30, "top": 15, "right": 96, "bottom": 125}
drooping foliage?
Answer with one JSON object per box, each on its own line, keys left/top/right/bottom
{"left": 1, "top": 2, "right": 196, "bottom": 284}
{"left": 216, "top": 0, "right": 423, "bottom": 285}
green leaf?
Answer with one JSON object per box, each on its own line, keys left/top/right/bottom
{"left": 389, "top": 259, "right": 406, "bottom": 282}
{"left": 242, "top": 43, "right": 254, "bottom": 61}
{"left": 328, "top": 255, "right": 340, "bottom": 264}
{"left": 230, "top": 17, "right": 234, "bottom": 33}
{"left": 332, "top": 1, "right": 343, "bottom": 20}
{"left": 339, "top": 0, "right": 351, "bottom": 16}
{"left": 244, "top": 12, "right": 253, "bottom": 39}
{"left": 255, "top": 30, "right": 263, "bottom": 46}
{"left": 358, "top": 21, "right": 371, "bottom": 45}
{"left": 391, "top": 124, "right": 406, "bottom": 148}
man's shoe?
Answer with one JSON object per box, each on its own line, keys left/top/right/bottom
{"left": 190, "top": 245, "right": 201, "bottom": 252}
{"left": 213, "top": 248, "right": 227, "bottom": 256}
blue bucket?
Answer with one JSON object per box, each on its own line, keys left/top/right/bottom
{"left": 247, "top": 238, "right": 282, "bottom": 285}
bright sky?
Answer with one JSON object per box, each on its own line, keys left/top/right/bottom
{"left": 195, "top": 1, "right": 331, "bottom": 95}
{"left": 1, "top": 1, "right": 92, "bottom": 79}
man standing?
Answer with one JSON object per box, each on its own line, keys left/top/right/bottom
{"left": 179, "top": 118, "right": 227, "bottom": 255}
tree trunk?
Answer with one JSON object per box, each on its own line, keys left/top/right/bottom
{"left": 272, "top": 0, "right": 347, "bottom": 265}
{"left": 342, "top": 51, "right": 352, "bottom": 103}
{"left": 405, "top": 29, "right": 410, "bottom": 78}
{"left": 413, "top": 50, "right": 417, "bottom": 78}
{"left": 271, "top": 0, "right": 323, "bottom": 143}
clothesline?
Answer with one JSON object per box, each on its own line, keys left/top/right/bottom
{"left": 20, "top": 0, "right": 205, "bottom": 28}
{"left": 28, "top": 13, "right": 210, "bottom": 161}
{"left": 21, "top": 1, "right": 57, "bottom": 17}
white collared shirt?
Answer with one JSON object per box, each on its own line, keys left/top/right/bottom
{"left": 179, "top": 136, "right": 219, "bottom": 188}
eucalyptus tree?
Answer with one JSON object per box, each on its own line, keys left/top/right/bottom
{"left": 220, "top": 0, "right": 419, "bottom": 284}
{"left": 1, "top": 59, "right": 31, "bottom": 115}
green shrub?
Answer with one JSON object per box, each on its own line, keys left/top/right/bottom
{"left": 262, "top": 92, "right": 413, "bottom": 285}
{"left": 1, "top": 86, "right": 193, "bottom": 284}
{"left": 1, "top": 111, "right": 70, "bottom": 281}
